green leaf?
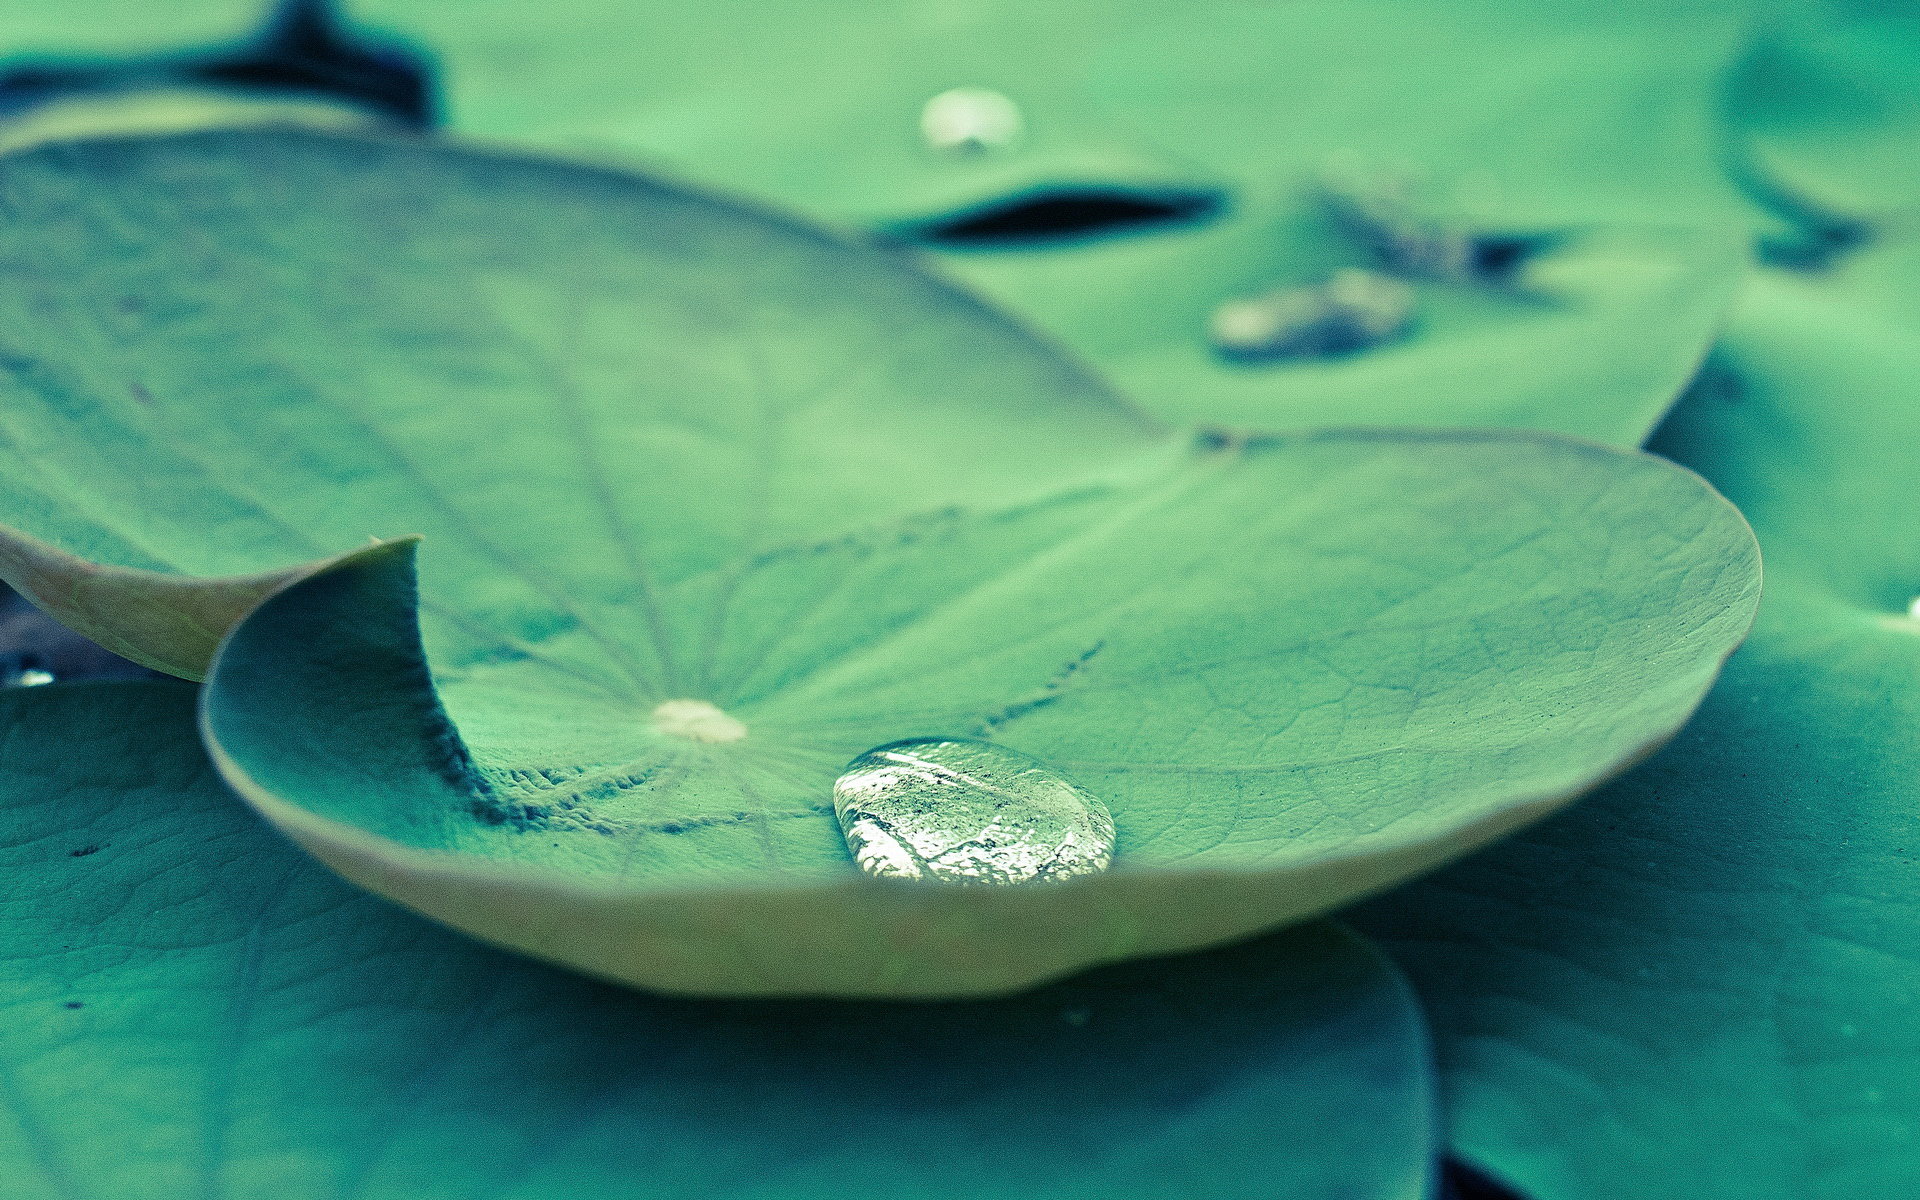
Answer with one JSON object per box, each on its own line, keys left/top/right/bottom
{"left": 1352, "top": 259, "right": 1920, "bottom": 1197}
{"left": 932, "top": 202, "right": 1744, "bottom": 445}
{"left": 1080, "top": 1, "right": 1763, "bottom": 228}
{"left": 346, "top": 0, "right": 1229, "bottom": 228}
{"left": 1733, "top": 5, "right": 1920, "bottom": 229}
{"left": 350, "top": 0, "right": 1760, "bottom": 230}
{"left": 0, "top": 682, "right": 1437, "bottom": 1200}
{"left": 0, "top": 2, "right": 427, "bottom": 155}
{"left": 0, "top": 0, "right": 263, "bottom": 61}
{"left": 0, "top": 129, "right": 1759, "bottom": 997}
{"left": 0, "top": 127, "right": 1156, "bottom": 677}
{"left": 344, "top": 0, "right": 1755, "bottom": 443}
{"left": 204, "top": 434, "right": 1757, "bottom": 998}
{"left": 0, "top": 85, "right": 384, "bottom": 158}
{"left": 0, "top": 529, "right": 397, "bottom": 680}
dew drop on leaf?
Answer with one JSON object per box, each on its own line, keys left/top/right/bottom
{"left": 833, "top": 738, "right": 1115, "bottom": 885}
{"left": 1209, "top": 268, "right": 1416, "bottom": 363}
{"left": 919, "top": 87, "right": 1024, "bottom": 154}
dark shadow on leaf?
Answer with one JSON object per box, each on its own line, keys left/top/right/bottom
{"left": 0, "top": 586, "right": 155, "bottom": 685}
{"left": 894, "top": 186, "right": 1227, "bottom": 249}
{"left": 1440, "top": 1157, "right": 1534, "bottom": 1200}
{"left": 1757, "top": 218, "right": 1874, "bottom": 273}
{"left": 0, "top": 0, "right": 434, "bottom": 126}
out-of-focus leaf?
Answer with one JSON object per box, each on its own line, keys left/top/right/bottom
{"left": 1733, "top": 4, "right": 1920, "bottom": 230}
{"left": 350, "top": 0, "right": 1762, "bottom": 229}
{"left": 933, "top": 200, "right": 1743, "bottom": 444}
{"left": 1354, "top": 251, "right": 1920, "bottom": 1198}
{"left": 0, "top": 0, "right": 264, "bottom": 60}
{"left": 0, "top": 682, "right": 1437, "bottom": 1200}
{"left": 344, "top": 0, "right": 1759, "bottom": 442}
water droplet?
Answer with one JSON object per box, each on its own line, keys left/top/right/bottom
{"left": 833, "top": 738, "right": 1114, "bottom": 885}
{"left": 649, "top": 699, "right": 746, "bottom": 744}
{"left": 920, "top": 87, "right": 1024, "bottom": 154}
{"left": 1209, "top": 268, "right": 1416, "bottom": 363}
{"left": 1907, "top": 595, "right": 1920, "bottom": 621}
{"left": 9, "top": 668, "right": 55, "bottom": 687}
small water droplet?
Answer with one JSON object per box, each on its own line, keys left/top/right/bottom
{"left": 1209, "top": 268, "right": 1416, "bottom": 363}
{"left": 649, "top": 699, "right": 746, "bottom": 744}
{"left": 833, "top": 738, "right": 1114, "bottom": 885}
{"left": 9, "top": 668, "right": 55, "bottom": 687}
{"left": 920, "top": 87, "right": 1023, "bottom": 154}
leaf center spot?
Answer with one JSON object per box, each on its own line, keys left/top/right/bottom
{"left": 650, "top": 699, "right": 747, "bottom": 744}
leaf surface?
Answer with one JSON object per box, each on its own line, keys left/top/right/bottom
{"left": 0, "top": 129, "right": 1760, "bottom": 996}
{"left": 0, "top": 0, "right": 261, "bottom": 60}
{"left": 351, "top": 0, "right": 1760, "bottom": 229}
{"left": 1733, "top": 4, "right": 1920, "bottom": 229}
{"left": 343, "top": 0, "right": 1757, "bottom": 443}
{"left": 0, "top": 529, "right": 400, "bottom": 679}
{"left": 0, "top": 127, "right": 1155, "bottom": 677}
{"left": 0, "top": 681, "right": 1437, "bottom": 1200}
{"left": 1354, "top": 253, "right": 1920, "bottom": 1197}
{"left": 933, "top": 207, "right": 1742, "bottom": 444}
{"left": 203, "top": 432, "right": 1758, "bottom": 996}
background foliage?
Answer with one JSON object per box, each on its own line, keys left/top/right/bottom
{"left": 0, "top": 1, "right": 1913, "bottom": 1197}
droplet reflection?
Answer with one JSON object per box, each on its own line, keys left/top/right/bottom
{"left": 833, "top": 738, "right": 1115, "bottom": 885}
{"left": 920, "top": 87, "right": 1024, "bottom": 154}
{"left": 1210, "top": 268, "right": 1416, "bottom": 363}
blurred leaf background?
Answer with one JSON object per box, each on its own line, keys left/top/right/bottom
{"left": 0, "top": 2, "right": 1914, "bottom": 1198}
